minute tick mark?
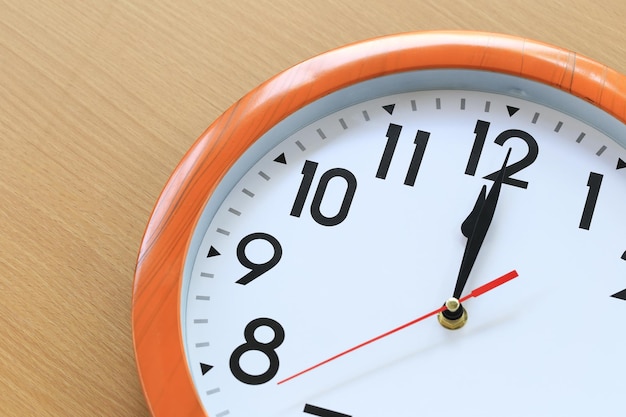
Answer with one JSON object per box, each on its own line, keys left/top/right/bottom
{"left": 532, "top": 112, "right": 540, "bottom": 124}
{"left": 555, "top": 121, "right": 563, "bottom": 132}
{"left": 216, "top": 228, "right": 230, "bottom": 236}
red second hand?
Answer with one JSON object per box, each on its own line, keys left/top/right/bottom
{"left": 277, "top": 269, "right": 519, "bottom": 385}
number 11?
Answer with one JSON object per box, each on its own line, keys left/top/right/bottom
{"left": 376, "top": 123, "right": 430, "bottom": 186}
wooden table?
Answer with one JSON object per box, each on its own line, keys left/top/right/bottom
{"left": 2, "top": 1, "right": 625, "bottom": 415}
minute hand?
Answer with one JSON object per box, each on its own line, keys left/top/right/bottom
{"left": 452, "top": 148, "right": 511, "bottom": 299}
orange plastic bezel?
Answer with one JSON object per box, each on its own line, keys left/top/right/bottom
{"left": 131, "top": 31, "right": 626, "bottom": 416}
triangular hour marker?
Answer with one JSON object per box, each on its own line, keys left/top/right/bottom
{"left": 207, "top": 246, "right": 220, "bottom": 258}
{"left": 507, "top": 106, "right": 519, "bottom": 117}
{"left": 611, "top": 289, "right": 626, "bottom": 300}
{"left": 383, "top": 104, "right": 395, "bottom": 115}
{"left": 274, "top": 153, "right": 287, "bottom": 164}
{"left": 617, "top": 158, "right": 626, "bottom": 170}
{"left": 200, "top": 363, "right": 214, "bottom": 375}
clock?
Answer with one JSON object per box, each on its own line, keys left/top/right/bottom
{"left": 132, "top": 31, "right": 626, "bottom": 416}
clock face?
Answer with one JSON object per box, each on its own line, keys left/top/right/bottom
{"left": 180, "top": 70, "right": 626, "bottom": 416}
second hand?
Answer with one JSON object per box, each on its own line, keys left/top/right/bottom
{"left": 277, "top": 269, "right": 519, "bottom": 385}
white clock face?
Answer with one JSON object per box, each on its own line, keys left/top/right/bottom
{"left": 182, "top": 71, "right": 626, "bottom": 416}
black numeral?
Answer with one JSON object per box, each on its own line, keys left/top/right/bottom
{"left": 466, "top": 120, "right": 539, "bottom": 189}
{"left": 291, "top": 160, "right": 318, "bottom": 218}
{"left": 304, "top": 404, "right": 352, "bottom": 417}
{"left": 235, "top": 233, "right": 282, "bottom": 285}
{"left": 579, "top": 172, "right": 603, "bottom": 230}
{"left": 404, "top": 129, "right": 430, "bottom": 186}
{"left": 291, "top": 160, "right": 357, "bottom": 226}
{"left": 376, "top": 123, "right": 430, "bottom": 186}
{"left": 465, "top": 120, "right": 489, "bottom": 176}
{"left": 376, "top": 123, "right": 401, "bottom": 180}
{"left": 230, "top": 318, "right": 285, "bottom": 385}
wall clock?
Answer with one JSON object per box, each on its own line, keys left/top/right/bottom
{"left": 132, "top": 31, "right": 626, "bottom": 416}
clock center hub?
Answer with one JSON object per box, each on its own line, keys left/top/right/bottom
{"left": 438, "top": 298, "right": 468, "bottom": 330}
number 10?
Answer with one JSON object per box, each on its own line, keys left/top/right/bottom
{"left": 290, "top": 160, "right": 357, "bottom": 226}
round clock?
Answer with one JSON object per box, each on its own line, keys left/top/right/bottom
{"left": 132, "top": 31, "right": 626, "bottom": 416}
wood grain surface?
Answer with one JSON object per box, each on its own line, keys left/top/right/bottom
{"left": 2, "top": 1, "right": 625, "bottom": 415}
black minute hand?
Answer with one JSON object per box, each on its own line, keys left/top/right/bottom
{"left": 452, "top": 148, "right": 512, "bottom": 299}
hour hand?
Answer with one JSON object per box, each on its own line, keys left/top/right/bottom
{"left": 452, "top": 148, "right": 512, "bottom": 300}
{"left": 461, "top": 185, "right": 487, "bottom": 238}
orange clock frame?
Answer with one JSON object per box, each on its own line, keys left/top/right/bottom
{"left": 132, "top": 31, "right": 626, "bottom": 416}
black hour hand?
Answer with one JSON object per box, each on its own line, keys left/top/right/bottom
{"left": 452, "top": 148, "right": 512, "bottom": 300}
{"left": 461, "top": 185, "right": 487, "bottom": 238}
